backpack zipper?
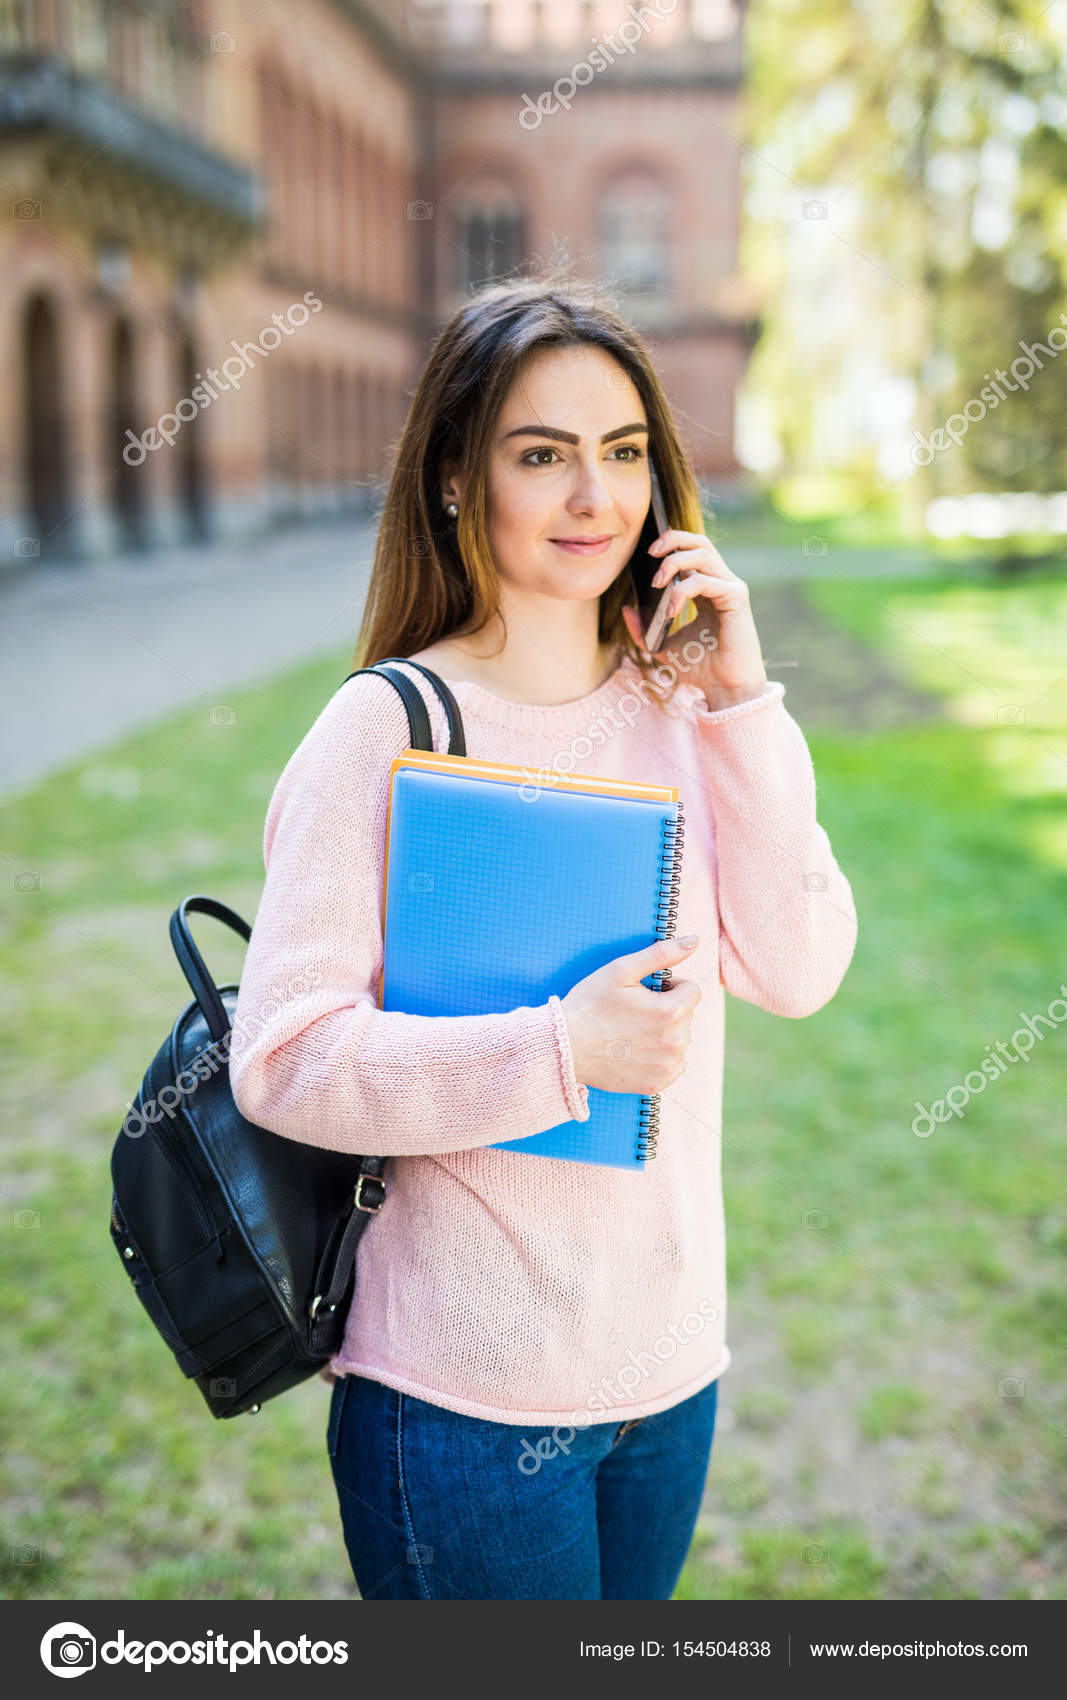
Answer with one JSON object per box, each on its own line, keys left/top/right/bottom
{"left": 146, "top": 1109, "right": 220, "bottom": 1246}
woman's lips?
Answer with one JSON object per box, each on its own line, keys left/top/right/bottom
{"left": 550, "top": 536, "right": 614, "bottom": 555}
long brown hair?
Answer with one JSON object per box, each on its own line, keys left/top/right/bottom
{"left": 351, "top": 268, "right": 707, "bottom": 712}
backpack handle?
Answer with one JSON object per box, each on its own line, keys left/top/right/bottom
{"left": 169, "top": 896, "right": 252, "bottom": 1044}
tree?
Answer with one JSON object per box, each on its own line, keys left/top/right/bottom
{"left": 740, "top": 0, "right": 1067, "bottom": 531}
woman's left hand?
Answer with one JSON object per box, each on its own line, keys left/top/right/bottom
{"left": 622, "top": 529, "right": 769, "bottom": 710}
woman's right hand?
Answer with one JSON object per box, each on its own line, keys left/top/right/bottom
{"left": 559, "top": 935, "right": 703, "bottom": 1095}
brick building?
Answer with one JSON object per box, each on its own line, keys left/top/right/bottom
{"left": 0, "top": 0, "right": 755, "bottom": 563}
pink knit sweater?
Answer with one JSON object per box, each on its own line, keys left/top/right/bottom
{"left": 229, "top": 655, "right": 857, "bottom": 1426}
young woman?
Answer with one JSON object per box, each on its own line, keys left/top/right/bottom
{"left": 229, "top": 273, "right": 858, "bottom": 1601}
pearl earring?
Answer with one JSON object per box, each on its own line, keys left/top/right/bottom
{"left": 445, "top": 501, "right": 458, "bottom": 518}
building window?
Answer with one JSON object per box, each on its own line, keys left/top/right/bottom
{"left": 454, "top": 194, "right": 525, "bottom": 293}
{"left": 599, "top": 171, "right": 673, "bottom": 307}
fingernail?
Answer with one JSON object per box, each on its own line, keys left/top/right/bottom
{"left": 678, "top": 934, "right": 699, "bottom": 948}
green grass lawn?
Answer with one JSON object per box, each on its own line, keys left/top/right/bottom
{"left": 2, "top": 569, "right": 1065, "bottom": 1600}
{"left": 705, "top": 491, "right": 914, "bottom": 551}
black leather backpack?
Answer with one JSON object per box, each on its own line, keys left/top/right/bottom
{"left": 108, "top": 659, "right": 465, "bottom": 1418}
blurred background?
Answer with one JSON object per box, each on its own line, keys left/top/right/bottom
{"left": 2, "top": 0, "right": 1065, "bottom": 1603}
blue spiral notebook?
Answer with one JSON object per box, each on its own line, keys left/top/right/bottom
{"left": 376, "top": 748, "right": 685, "bottom": 1169}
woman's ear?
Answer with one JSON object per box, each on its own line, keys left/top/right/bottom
{"left": 439, "top": 458, "right": 466, "bottom": 510}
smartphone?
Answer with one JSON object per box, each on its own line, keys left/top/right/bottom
{"left": 628, "top": 455, "right": 679, "bottom": 654}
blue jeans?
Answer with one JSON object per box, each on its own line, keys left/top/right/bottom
{"left": 326, "top": 1371, "right": 718, "bottom": 1600}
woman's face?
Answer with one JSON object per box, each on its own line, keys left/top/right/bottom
{"left": 466, "top": 343, "right": 652, "bottom": 604}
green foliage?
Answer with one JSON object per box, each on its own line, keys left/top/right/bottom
{"left": 741, "top": 1, "right": 1067, "bottom": 515}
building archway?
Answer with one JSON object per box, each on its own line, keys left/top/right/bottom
{"left": 20, "top": 292, "right": 72, "bottom": 554}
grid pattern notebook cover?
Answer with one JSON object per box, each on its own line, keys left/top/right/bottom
{"left": 377, "top": 749, "right": 685, "bottom": 1170}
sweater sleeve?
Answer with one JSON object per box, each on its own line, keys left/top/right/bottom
{"left": 228, "top": 670, "right": 591, "bottom": 1154}
{"left": 687, "top": 680, "right": 858, "bottom": 1018}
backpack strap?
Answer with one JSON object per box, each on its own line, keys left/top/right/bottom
{"left": 308, "top": 656, "right": 469, "bottom": 1310}
{"left": 341, "top": 657, "right": 467, "bottom": 757}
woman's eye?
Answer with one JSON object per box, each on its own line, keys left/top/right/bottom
{"left": 519, "top": 444, "right": 645, "bottom": 466}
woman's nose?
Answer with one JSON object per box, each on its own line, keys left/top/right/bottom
{"left": 566, "top": 466, "right": 612, "bottom": 513}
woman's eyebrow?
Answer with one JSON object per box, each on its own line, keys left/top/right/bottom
{"left": 500, "top": 421, "right": 649, "bottom": 445}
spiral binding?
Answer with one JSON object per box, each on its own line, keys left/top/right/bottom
{"left": 636, "top": 799, "right": 686, "bottom": 1162}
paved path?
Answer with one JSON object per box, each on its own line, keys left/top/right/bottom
{"left": 0, "top": 525, "right": 940, "bottom": 798}
{"left": 0, "top": 517, "right": 379, "bottom": 799}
